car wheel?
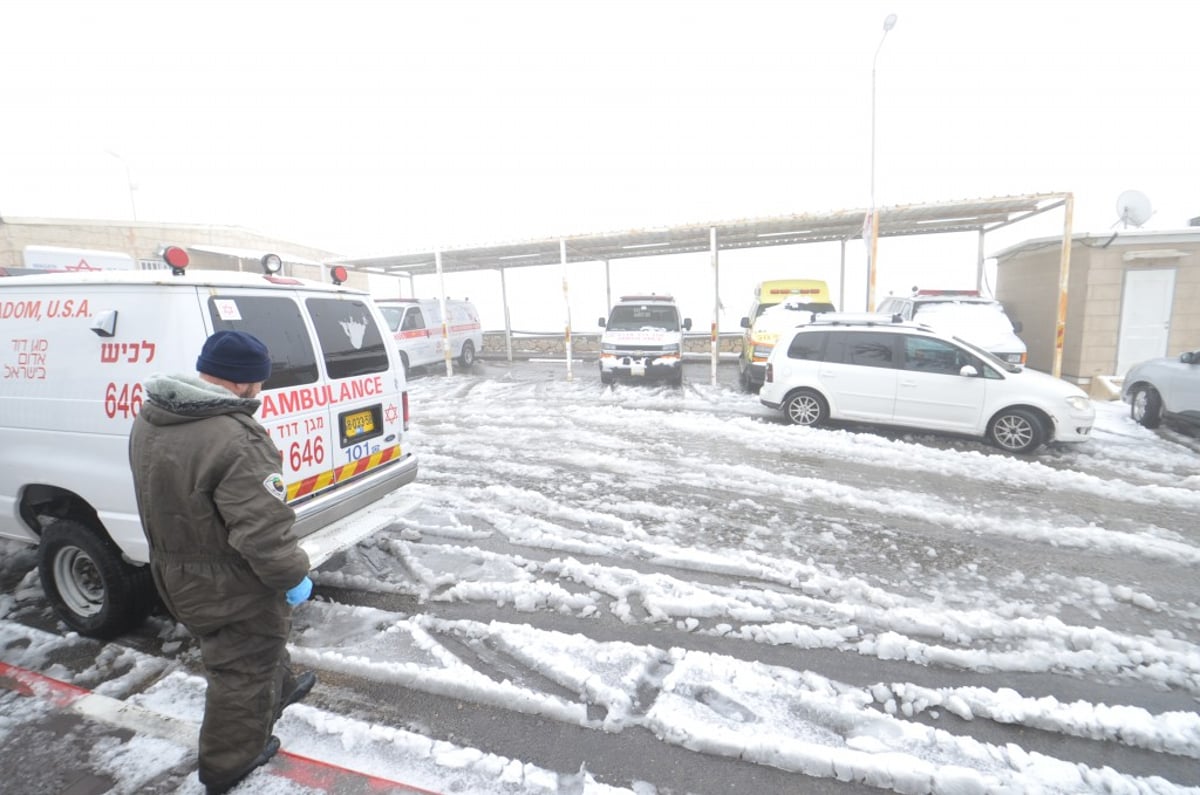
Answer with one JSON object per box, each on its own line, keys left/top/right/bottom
{"left": 37, "top": 519, "right": 156, "bottom": 639}
{"left": 1130, "top": 386, "right": 1163, "bottom": 428}
{"left": 671, "top": 369, "right": 683, "bottom": 387}
{"left": 458, "top": 340, "right": 476, "bottom": 368}
{"left": 783, "top": 389, "right": 828, "bottom": 427}
{"left": 988, "top": 407, "right": 1046, "bottom": 454}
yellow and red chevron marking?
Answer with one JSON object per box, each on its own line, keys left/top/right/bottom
{"left": 286, "top": 444, "right": 401, "bottom": 502}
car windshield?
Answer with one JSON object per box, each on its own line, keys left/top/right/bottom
{"left": 607, "top": 304, "right": 680, "bottom": 331}
{"left": 952, "top": 334, "right": 1021, "bottom": 373}
{"left": 378, "top": 306, "right": 404, "bottom": 332}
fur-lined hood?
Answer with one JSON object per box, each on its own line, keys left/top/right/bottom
{"left": 140, "top": 373, "right": 261, "bottom": 425}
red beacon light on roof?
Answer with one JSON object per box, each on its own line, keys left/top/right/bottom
{"left": 159, "top": 246, "right": 190, "bottom": 276}
{"left": 329, "top": 265, "right": 349, "bottom": 285}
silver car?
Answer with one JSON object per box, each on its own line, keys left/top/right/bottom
{"left": 1122, "top": 350, "right": 1200, "bottom": 433}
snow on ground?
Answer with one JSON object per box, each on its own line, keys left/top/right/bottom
{"left": 2, "top": 362, "right": 1199, "bottom": 793}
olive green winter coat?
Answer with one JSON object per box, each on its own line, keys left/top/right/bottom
{"left": 128, "top": 374, "right": 310, "bottom": 634}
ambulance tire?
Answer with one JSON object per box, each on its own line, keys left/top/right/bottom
{"left": 38, "top": 519, "right": 156, "bottom": 639}
{"left": 458, "top": 341, "right": 476, "bottom": 368}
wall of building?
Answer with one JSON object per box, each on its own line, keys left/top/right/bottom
{"left": 997, "top": 232, "right": 1200, "bottom": 397}
{"left": 0, "top": 217, "right": 369, "bottom": 290}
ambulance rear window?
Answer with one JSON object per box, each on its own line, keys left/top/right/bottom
{"left": 306, "top": 298, "right": 390, "bottom": 379}
{"left": 208, "top": 296, "right": 320, "bottom": 389}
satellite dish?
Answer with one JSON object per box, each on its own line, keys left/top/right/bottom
{"left": 1115, "top": 190, "right": 1153, "bottom": 228}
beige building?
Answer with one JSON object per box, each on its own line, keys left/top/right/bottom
{"left": 0, "top": 216, "right": 366, "bottom": 289}
{"left": 995, "top": 228, "right": 1200, "bottom": 397}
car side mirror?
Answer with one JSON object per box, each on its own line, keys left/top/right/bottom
{"left": 1182, "top": 351, "right": 1197, "bottom": 364}
{"left": 740, "top": 317, "right": 750, "bottom": 329}
{"left": 959, "top": 364, "right": 980, "bottom": 378}
{"left": 598, "top": 317, "right": 607, "bottom": 328}
{"left": 1011, "top": 320, "right": 1023, "bottom": 333}
{"left": 683, "top": 318, "right": 693, "bottom": 331}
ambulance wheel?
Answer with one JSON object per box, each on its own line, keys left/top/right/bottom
{"left": 458, "top": 341, "right": 476, "bottom": 368}
{"left": 38, "top": 519, "right": 155, "bottom": 639}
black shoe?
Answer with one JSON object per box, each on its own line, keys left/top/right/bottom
{"left": 279, "top": 671, "right": 316, "bottom": 717}
{"left": 205, "top": 735, "right": 281, "bottom": 794}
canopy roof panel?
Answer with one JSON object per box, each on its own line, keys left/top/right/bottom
{"left": 341, "top": 193, "right": 1070, "bottom": 277}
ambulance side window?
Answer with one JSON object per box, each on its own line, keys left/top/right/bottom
{"left": 306, "top": 298, "right": 390, "bottom": 379}
{"left": 401, "top": 309, "right": 425, "bottom": 331}
{"left": 208, "top": 296, "right": 319, "bottom": 389}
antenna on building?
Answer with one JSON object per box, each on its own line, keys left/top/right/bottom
{"left": 1114, "top": 190, "right": 1153, "bottom": 228}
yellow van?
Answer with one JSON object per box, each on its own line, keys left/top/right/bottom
{"left": 738, "top": 279, "right": 835, "bottom": 391}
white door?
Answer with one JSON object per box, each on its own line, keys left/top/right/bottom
{"left": 1116, "top": 268, "right": 1175, "bottom": 376}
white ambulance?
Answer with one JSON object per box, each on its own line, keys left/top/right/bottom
{"left": 597, "top": 294, "right": 692, "bottom": 386}
{"left": 375, "top": 297, "right": 483, "bottom": 373}
{"left": 0, "top": 247, "right": 419, "bottom": 638}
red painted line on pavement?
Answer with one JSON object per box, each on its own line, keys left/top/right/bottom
{"left": 275, "top": 751, "right": 443, "bottom": 794}
{"left": 0, "top": 660, "right": 89, "bottom": 707}
{"left": 0, "top": 661, "right": 443, "bottom": 794}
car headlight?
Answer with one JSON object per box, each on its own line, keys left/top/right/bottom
{"left": 601, "top": 343, "right": 618, "bottom": 354}
{"left": 662, "top": 344, "right": 682, "bottom": 354}
{"left": 1065, "top": 396, "right": 1090, "bottom": 411}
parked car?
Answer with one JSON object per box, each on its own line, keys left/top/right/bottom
{"left": 1122, "top": 350, "right": 1200, "bottom": 433}
{"left": 759, "top": 314, "right": 1094, "bottom": 454}
{"left": 876, "top": 289, "right": 1026, "bottom": 365}
{"left": 598, "top": 294, "right": 692, "bottom": 385}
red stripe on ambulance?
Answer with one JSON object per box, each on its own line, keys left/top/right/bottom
{"left": 287, "top": 444, "right": 400, "bottom": 501}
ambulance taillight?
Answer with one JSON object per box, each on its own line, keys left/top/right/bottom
{"left": 160, "top": 246, "right": 190, "bottom": 275}
{"left": 402, "top": 391, "right": 410, "bottom": 432}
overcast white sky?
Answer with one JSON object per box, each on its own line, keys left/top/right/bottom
{"left": 2, "top": 0, "right": 1198, "bottom": 322}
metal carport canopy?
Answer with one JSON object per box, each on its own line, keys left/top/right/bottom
{"left": 340, "top": 192, "right": 1074, "bottom": 381}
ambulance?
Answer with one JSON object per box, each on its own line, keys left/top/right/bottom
{"left": 598, "top": 294, "right": 692, "bottom": 386}
{"left": 738, "top": 279, "right": 836, "bottom": 391}
{"left": 0, "top": 247, "right": 419, "bottom": 638}
{"left": 375, "top": 297, "right": 483, "bottom": 373}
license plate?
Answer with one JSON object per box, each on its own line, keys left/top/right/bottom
{"left": 343, "top": 409, "right": 375, "bottom": 438}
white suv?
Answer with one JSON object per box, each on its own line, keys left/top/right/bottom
{"left": 876, "top": 290, "right": 1026, "bottom": 365}
{"left": 759, "top": 314, "right": 1094, "bottom": 453}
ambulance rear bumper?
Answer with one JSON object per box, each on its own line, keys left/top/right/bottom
{"left": 294, "top": 452, "right": 419, "bottom": 568}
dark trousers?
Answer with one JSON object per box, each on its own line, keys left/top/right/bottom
{"left": 194, "top": 618, "right": 289, "bottom": 787}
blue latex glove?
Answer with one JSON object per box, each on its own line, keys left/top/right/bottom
{"left": 285, "top": 575, "right": 313, "bottom": 606}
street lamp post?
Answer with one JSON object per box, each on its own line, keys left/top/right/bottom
{"left": 866, "top": 12, "right": 897, "bottom": 312}
{"left": 106, "top": 149, "right": 139, "bottom": 221}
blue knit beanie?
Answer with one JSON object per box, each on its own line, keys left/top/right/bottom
{"left": 196, "top": 331, "right": 272, "bottom": 384}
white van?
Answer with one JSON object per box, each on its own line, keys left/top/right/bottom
{"left": 598, "top": 294, "right": 692, "bottom": 386}
{"left": 876, "top": 290, "right": 1027, "bottom": 365}
{"left": 0, "top": 247, "right": 419, "bottom": 638}
{"left": 375, "top": 298, "right": 483, "bottom": 373}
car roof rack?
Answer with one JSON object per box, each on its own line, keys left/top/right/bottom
{"left": 807, "top": 312, "right": 906, "bottom": 326}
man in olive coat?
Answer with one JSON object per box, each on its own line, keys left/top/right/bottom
{"left": 129, "top": 330, "right": 315, "bottom": 794}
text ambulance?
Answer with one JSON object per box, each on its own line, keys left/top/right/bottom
{"left": 0, "top": 247, "right": 419, "bottom": 637}
{"left": 375, "top": 297, "right": 483, "bottom": 373}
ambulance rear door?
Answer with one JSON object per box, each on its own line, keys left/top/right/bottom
{"left": 204, "top": 288, "right": 405, "bottom": 514}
